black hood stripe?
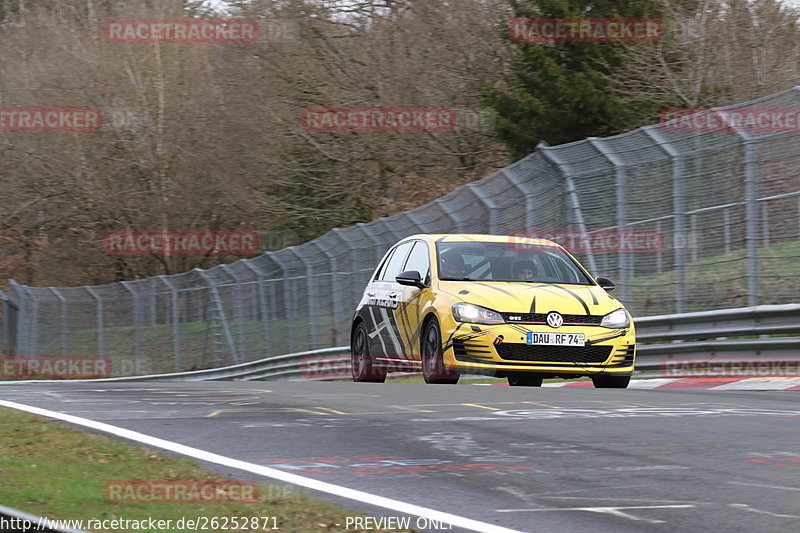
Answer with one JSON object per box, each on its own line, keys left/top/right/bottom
{"left": 474, "top": 283, "right": 515, "bottom": 298}
{"left": 542, "top": 284, "right": 591, "bottom": 315}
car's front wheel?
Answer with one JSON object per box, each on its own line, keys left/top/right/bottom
{"left": 351, "top": 322, "right": 386, "bottom": 383}
{"left": 591, "top": 373, "right": 631, "bottom": 389}
{"left": 422, "top": 319, "right": 459, "bottom": 384}
{"left": 507, "top": 374, "right": 543, "bottom": 387}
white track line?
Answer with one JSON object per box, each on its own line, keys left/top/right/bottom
{"left": 0, "top": 400, "right": 523, "bottom": 533}
{"left": 627, "top": 379, "right": 680, "bottom": 389}
{"left": 710, "top": 377, "right": 800, "bottom": 390}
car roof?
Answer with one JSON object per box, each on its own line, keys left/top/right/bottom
{"left": 403, "top": 234, "right": 561, "bottom": 248}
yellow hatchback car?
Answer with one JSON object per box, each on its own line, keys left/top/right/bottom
{"left": 350, "top": 234, "right": 635, "bottom": 388}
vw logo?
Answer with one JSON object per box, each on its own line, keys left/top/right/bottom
{"left": 546, "top": 312, "right": 563, "bottom": 328}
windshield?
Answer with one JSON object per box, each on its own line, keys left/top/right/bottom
{"left": 436, "top": 241, "right": 594, "bottom": 285}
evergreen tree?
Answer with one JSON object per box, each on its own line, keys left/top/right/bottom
{"left": 484, "top": 0, "right": 666, "bottom": 159}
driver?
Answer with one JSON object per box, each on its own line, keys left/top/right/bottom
{"left": 512, "top": 260, "right": 536, "bottom": 280}
{"left": 440, "top": 250, "right": 466, "bottom": 279}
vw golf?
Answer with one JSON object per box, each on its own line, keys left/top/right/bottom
{"left": 350, "top": 234, "right": 635, "bottom": 388}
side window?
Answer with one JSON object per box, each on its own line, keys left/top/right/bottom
{"left": 380, "top": 241, "right": 414, "bottom": 281}
{"left": 373, "top": 248, "right": 395, "bottom": 281}
{"left": 402, "top": 241, "right": 431, "bottom": 282}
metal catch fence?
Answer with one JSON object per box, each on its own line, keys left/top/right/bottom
{"left": 1, "top": 87, "right": 799, "bottom": 375}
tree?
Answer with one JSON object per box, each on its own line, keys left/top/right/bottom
{"left": 608, "top": 0, "right": 800, "bottom": 112}
{"left": 0, "top": 0, "right": 509, "bottom": 286}
{"left": 482, "top": 0, "right": 666, "bottom": 159}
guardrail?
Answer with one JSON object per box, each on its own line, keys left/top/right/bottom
{"left": 0, "top": 347, "right": 350, "bottom": 384}
{"left": 0, "top": 304, "right": 796, "bottom": 384}
{"left": 634, "top": 303, "right": 800, "bottom": 374}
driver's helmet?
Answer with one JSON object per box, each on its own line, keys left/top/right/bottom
{"left": 440, "top": 250, "right": 466, "bottom": 279}
{"left": 512, "top": 259, "right": 537, "bottom": 280}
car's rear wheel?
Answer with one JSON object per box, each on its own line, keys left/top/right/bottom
{"left": 591, "top": 373, "right": 631, "bottom": 389}
{"left": 351, "top": 322, "right": 386, "bottom": 383}
{"left": 422, "top": 319, "right": 459, "bottom": 384}
{"left": 507, "top": 374, "right": 543, "bottom": 387}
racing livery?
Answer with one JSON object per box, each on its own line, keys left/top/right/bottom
{"left": 350, "top": 234, "right": 635, "bottom": 388}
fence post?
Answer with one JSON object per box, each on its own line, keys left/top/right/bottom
{"left": 120, "top": 281, "right": 142, "bottom": 373}
{"left": 538, "top": 142, "right": 599, "bottom": 275}
{"left": 84, "top": 287, "right": 105, "bottom": 361}
{"left": 655, "top": 221, "right": 663, "bottom": 272}
{"left": 285, "top": 248, "right": 316, "bottom": 351}
{"left": 0, "top": 288, "right": 18, "bottom": 356}
{"left": 19, "top": 284, "right": 39, "bottom": 356}
{"left": 266, "top": 253, "right": 295, "bottom": 355}
{"left": 743, "top": 141, "right": 760, "bottom": 306}
{"left": 724, "top": 208, "right": 732, "bottom": 253}
{"left": 220, "top": 264, "right": 246, "bottom": 362}
{"left": 642, "top": 127, "right": 686, "bottom": 313}
{"left": 309, "top": 242, "right": 341, "bottom": 347}
{"left": 353, "top": 224, "right": 388, "bottom": 267}
{"left": 588, "top": 138, "right": 629, "bottom": 301}
{"left": 713, "top": 110, "right": 760, "bottom": 306}
{"left": 242, "top": 260, "right": 274, "bottom": 357}
{"left": 433, "top": 198, "right": 468, "bottom": 233}
{"left": 157, "top": 276, "right": 181, "bottom": 371}
{"left": 465, "top": 183, "right": 498, "bottom": 233}
{"left": 49, "top": 288, "right": 69, "bottom": 356}
{"left": 503, "top": 163, "right": 538, "bottom": 230}
{"left": 195, "top": 269, "right": 240, "bottom": 365}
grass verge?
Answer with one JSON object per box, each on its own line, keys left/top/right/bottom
{"left": 0, "top": 407, "right": 415, "bottom": 533}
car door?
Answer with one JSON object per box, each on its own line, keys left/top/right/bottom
{"left": 361, "top": 246, "right": 396, "bottom": 356}
{"left": 391, "top": 240, "right": 432, "bottom": 363}
{"left": 372, "top": 240, "right": 415, "bottom": 360}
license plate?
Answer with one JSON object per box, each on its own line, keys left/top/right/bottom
{"left": 526, "top": 332, "right": 585, "bottom": 346}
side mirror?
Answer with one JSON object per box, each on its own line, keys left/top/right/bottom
{"left": 596, "top": 277, "right": 616, "bottom": 291}
{"left": 396, "top": 270, "right": 426, "bottom": 289}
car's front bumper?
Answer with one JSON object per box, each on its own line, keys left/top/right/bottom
{"left": 441, "top": 322, "right": 635, "bottom": 377}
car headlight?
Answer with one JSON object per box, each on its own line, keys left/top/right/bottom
{"left": 600, "top": 308, "right": 629, "bottom": 328}
{"left": 452, "top": 303, "right": 505, "bottom": 325}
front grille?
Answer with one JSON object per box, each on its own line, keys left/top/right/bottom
{"left": 496, "top": 343, "right": 613, "bottom": 363}
{"left": 501, "top": 313, "right": 603, "bottom": 325}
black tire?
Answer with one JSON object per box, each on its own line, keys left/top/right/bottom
{"left": 421, "top": 319, "right": 459, "bottom": 384}
{"left": 507, "top": 375, "right": 543, "bottom": 387}
{"left": 351, "top": 322, "right": 386, "bottom": 383}
{"left": 591, "top": 373, "right": 631, "bottom": 389}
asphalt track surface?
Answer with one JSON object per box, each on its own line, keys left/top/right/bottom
{"left": 1, "top": 381, "right": 799, "bottom": 533}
